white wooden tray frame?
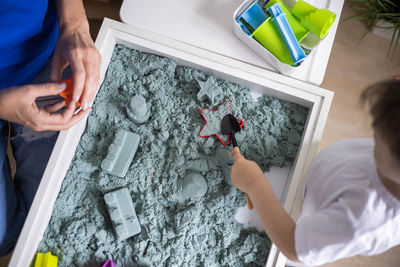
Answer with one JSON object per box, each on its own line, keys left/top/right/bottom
{"left": 10, "top": 18, "right": 333, "bottom": 267}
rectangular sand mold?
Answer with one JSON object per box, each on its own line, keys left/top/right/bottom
{"left": 10, "top": 18, "right": 333, "bottom": 267}
{"left": 104, "top": 187, "right": 141, "bottom": 240}
{"left": 101, "top": 129, "right": 140, "bottom": 178}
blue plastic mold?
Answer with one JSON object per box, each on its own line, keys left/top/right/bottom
{"left": 101, "top": 129, "right": 140, "bottom": 178}
{"left": 237, "top": 2, "right": 269, "bottom": 34}
{"left": 266, "top": 3, "right": 306, "bottom": 65}
{"left": 104, "top": 187, "right": 141, "bottom": 240}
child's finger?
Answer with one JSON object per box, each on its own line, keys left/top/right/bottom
{"left": 232, "top": 149, "right": 244, "bottom": 162}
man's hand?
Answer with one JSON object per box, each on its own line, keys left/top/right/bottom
{"left": 0, "top": 83, "right": 90, "bottom": 131}
{"left": 50, "top": 11, "right": 101, "bottom": 111}
{"left": 231, "top": 149, "right": 265, "bottom": 193}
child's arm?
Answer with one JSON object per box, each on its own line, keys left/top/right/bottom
{"left": 231, "top": 150, "right": 299, "bottom": 262}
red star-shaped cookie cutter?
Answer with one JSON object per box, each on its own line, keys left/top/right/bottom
{"left": 199, "top": 101, "right": 244, "bottom": 145}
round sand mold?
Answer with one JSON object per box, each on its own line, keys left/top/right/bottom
{"left": 126, "top": 95, "right": 150, "bottom": 124}
{"left": 179, "top": 172, "right": 207, "bottom": 199}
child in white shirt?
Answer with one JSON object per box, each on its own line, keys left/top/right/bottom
{"left": 231, "top": 80, "right": 400, "bottom": 266}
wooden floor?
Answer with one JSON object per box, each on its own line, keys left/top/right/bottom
{"left": 1, "top": 1, "right": 399, "bottom": 266}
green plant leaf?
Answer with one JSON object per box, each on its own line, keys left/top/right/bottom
{"left": 346, "top": 0, "right": 400, "bottom": 58}
{"left": 388, "top": 28, "right": 400, "bottom": 58}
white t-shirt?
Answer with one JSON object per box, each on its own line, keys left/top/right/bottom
{"left": 295, "top": 139, "right": 400, "bottom": 266}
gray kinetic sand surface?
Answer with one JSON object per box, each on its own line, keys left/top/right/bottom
{"left": 38, "top": 45, "right": 308, "bottom": 266}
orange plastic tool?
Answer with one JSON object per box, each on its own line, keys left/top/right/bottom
{"left": 59, "top": 76, "right": 81, "bottom": 106}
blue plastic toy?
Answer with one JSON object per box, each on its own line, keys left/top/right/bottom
{"left": 266, "top": 3, "right": 306, "bottom": 65}
{"left": 104, "top": 187, "right": 141, "bottom": 240}
{"left": 237, "top": 2, "right": 269, "bottom": 34}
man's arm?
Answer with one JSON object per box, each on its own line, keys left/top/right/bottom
{"left": 0, "top": 0, "right": 97, "bottom": 131}
{"left": 51, "top": 0, "right": 101, "bottom": 111}
{"left": 231, "top": 150, "right": 299, "bottom": 262}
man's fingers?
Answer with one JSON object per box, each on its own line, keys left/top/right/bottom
{"left": 43, "top": 108, "right": 91, "bottom": 130}
{"left": 44, "top": 100, "right": 66, "bottom": 113}
{"left": 30, "top": 83, "right": 67, "bottom": 98}
{"left": 36, "top": 106, "right": 90, "bottom": 131}
{"left": 59, "top": 108, "right": 91, "bottom": 130}
{"left": 49, "top": 54, "right": 68, "bottom": 82}
{"left": 67, "top": 55, "right": 86, "bottom": 104}
{"left": 80, "top": 52, "right": 101, "bottom": 110}
{"left": 60, "top": 100, "right": 78, "bottom": 121}
{"left": 37, "top": 100, "right": 75, "bottom": 125}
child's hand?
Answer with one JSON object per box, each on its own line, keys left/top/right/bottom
{"left": 231, "top": 149, "right": 265, "bottom": 193}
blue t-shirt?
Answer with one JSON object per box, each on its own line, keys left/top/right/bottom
{"left": 0, "top": 0, "right": 58, "bottom": 90}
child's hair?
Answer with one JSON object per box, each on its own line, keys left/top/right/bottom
{"left": 361, "top": 80, "right": 400, "bottom": 161}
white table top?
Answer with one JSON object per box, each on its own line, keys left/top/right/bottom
{"left": 120, "top": 0, "right": 344, "bottom": 85}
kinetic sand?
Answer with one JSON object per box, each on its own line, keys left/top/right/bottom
{"left": 38, "top": 45, "right": 308, "bottom": 266}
